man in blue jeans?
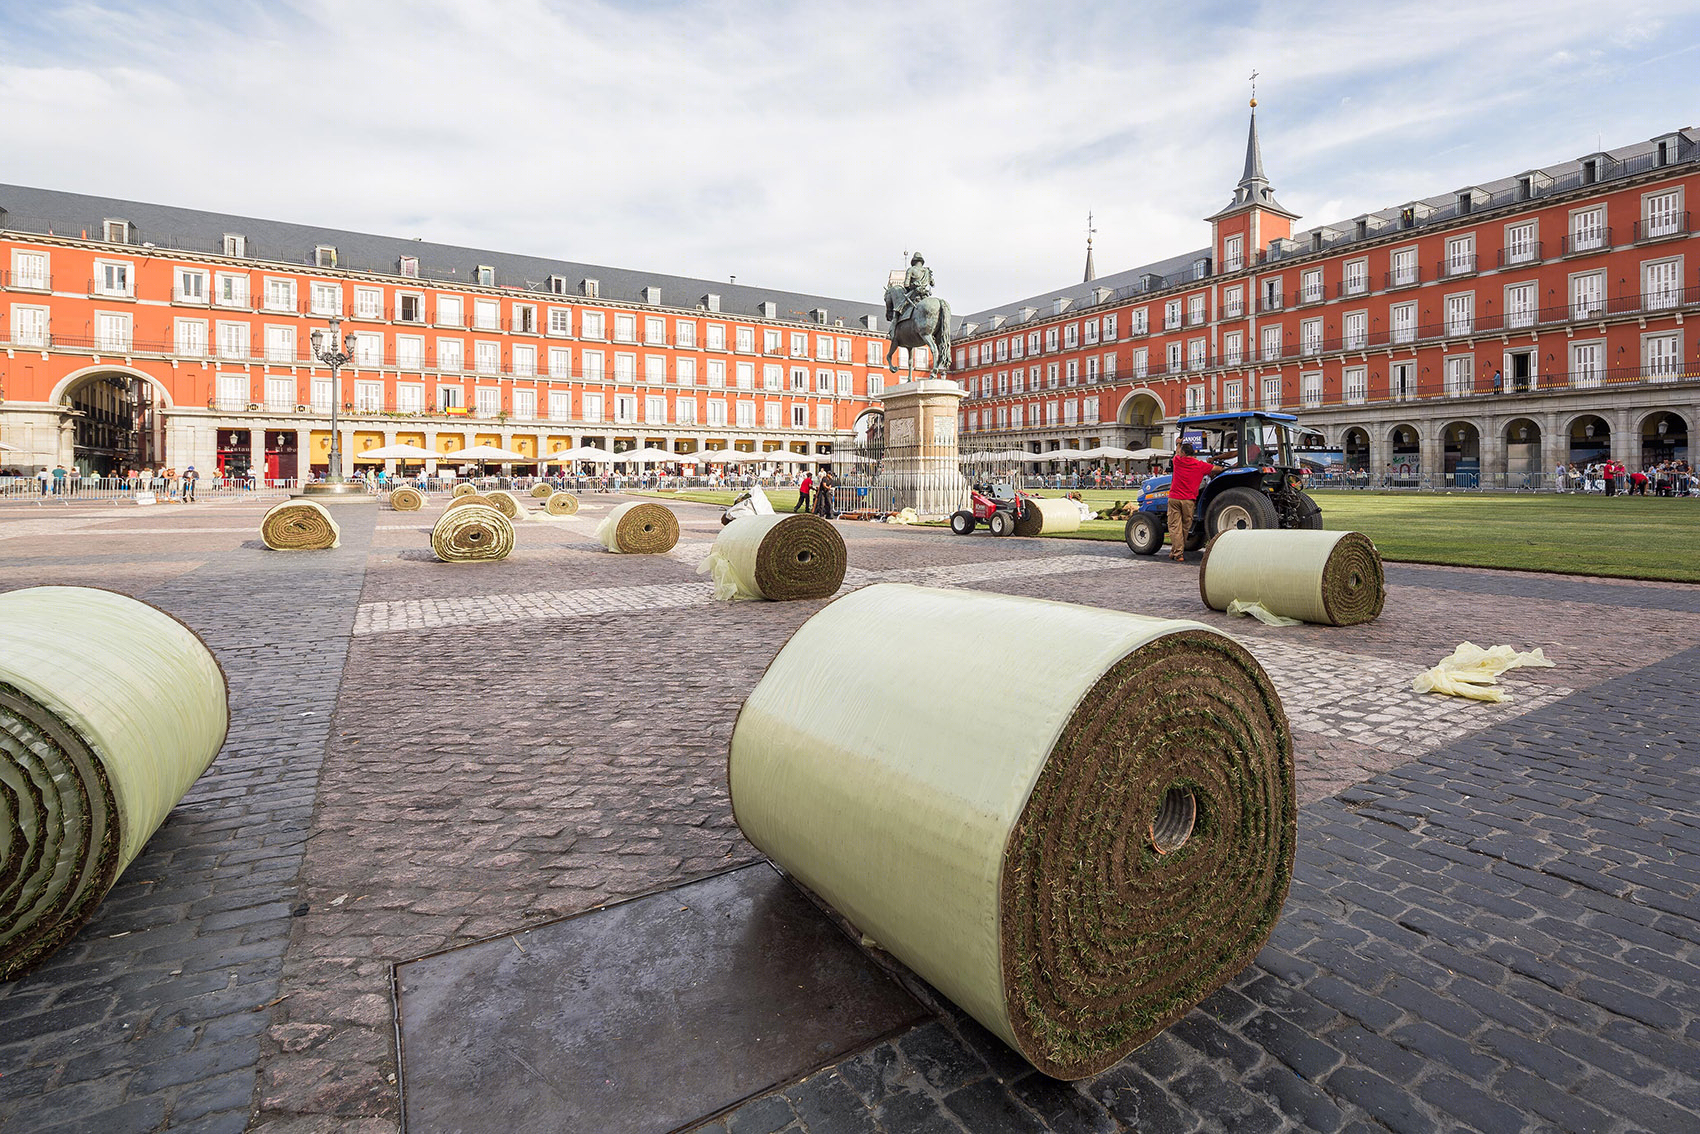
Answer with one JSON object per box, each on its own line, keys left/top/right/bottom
{"left": 1166, "top": 442, "right": 1226, "bottom": 561}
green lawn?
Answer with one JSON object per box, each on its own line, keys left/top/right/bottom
{"left": 637, "top": 486, "right": 1700, "bottom": 582}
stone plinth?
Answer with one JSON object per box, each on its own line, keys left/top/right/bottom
{"left": 877, "top": 378, "right": 969, "bottom": 518}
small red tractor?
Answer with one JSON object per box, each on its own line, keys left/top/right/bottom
{"left": 951, "top": 483, "right": 1028, "bottom": 537}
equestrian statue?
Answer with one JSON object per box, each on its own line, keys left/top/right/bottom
{"left": 884, "top": 252, "right": 953, "bottom": 379}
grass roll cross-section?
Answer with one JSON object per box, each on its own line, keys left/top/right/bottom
{"left": 597, "top": 501, "right": 679, "bottom": 554}
{"left": 701, "top": 513, "right": 847, "bottom": 600}
{"left": 388, "top": 486, "right": 425, "bottom": 512}
{"left": 728, "top": 583, "right": 1295, "bottom": 1078}
{"left": 543, "top": 491, "right": 580, "bottom": 516}
{"left": 1199, "top": 529, "right": 1385, "bottom": 626}
{"left": 259, "top": 500, "right": 341, "bottom": 550}
{"left": 0, "top": 587, "right": 230, "bottom": 980}
{"left": 431, "top": 503, "right": 515, "bottom": 562}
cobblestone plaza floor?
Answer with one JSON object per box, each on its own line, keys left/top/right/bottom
{"left": 0, "top": 494, "right": 1696, "bottom": 1134}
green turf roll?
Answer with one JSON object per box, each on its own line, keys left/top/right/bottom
{"left": 543, "top": 491, "right": 580, "bottom": 516}
{"left": 389, "top": 486, "right": 425, "bottom": 512}
{"left": 596, "top": 502, "right": 679, "bottom": 554}
{"left": 451, "top": 482, "right": 477, "bottom": 498}
{"left": 431, "top": 503, "right": 514, "bottom": 562}
{"left": 729, "top": 583, "right": 1294, "bottom": 1078}
{"left": 1199, "top": 529, "right": 1385, "bottom": 626}
{"left": 0, "top": 587, "right": 230, "bottom": 979}
{"left": 700, "top": 513, "right": 846, "bottom": 601}
{"left": 484, "top": 490, "right": 523, "bottom": 520}
{"left": 442, "top": 493, "right": 492, "bottom": 515}
{"left": 529, "top": 483, "right": 554, "bottom": 498}
{"left": 260, "top": 500, "right": 341, "bottom": 550}
{"left": 1014, "top": 497, "right": 1082, "bottom": 537}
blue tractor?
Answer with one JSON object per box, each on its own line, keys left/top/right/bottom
{"left": 1124, "top": 411, "right": 1323, "bottom": 556}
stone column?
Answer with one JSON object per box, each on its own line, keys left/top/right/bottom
{"left": 1612, "top": 407, "right": 1636, "bottom": 470}
{"left": 294, "top": 428, "right": 311, "bottom": 482}
{"left": 424, "top": 427, "right": 439, "bottom": 477}
{"left": 876, "top": 378, "right": 969, "bottom": 517}
{"left": 249, "top": 428, "right": 265, "bottom": 482}
{"left": 1477, "top": 416, "right": 1504, "bottom": 488}
{"left": 1538, "top": 412, "right": 1564, "bottom": 489}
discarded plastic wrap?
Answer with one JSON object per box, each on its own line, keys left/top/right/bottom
{"left": 889, "top": 508, "right": 920, "bottom": 525}
{"left": 260, "top": 500, "right": 341, "bottom": 550}
{"left": 389, "top": 486, "right": 425, "bottom": 512}
{"left": 729, "top": 584, "right": 1295, "bottom": 1078}
{"left": 596, "top": 502, "right": 679, "bottom": 554}
{"left": 1014, "top": 497, "right": 1083, "bottom": 537}
{"left": 1200, "top": 529, "right": 1383, "bottom": 626}
{"left": 483, "top": 490, "right": 523, "bottom": 521}
{"left": 1414, "top": 641, "right": 1555, "bottom": 703}
{"left": 431, "top": 503, "right": 514, "bottom": 562}
{"left": 529, "top": 483, "right": 555, "bottom": 499}
{"left": 1226, "top": 599, "right": 1303, "bottom": 627}
{"left": 0, "top": 587, "right": 229, "bottom": 979}
{"left": 697, "top": 514, "right": 846, "bottom": 601}
{"left": 451, "top": 483, "right": 477, "bottom": 499}
{"left": 543, "top": 492, "right": 580, "bottom": 517}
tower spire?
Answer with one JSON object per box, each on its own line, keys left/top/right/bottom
{"left": 1083, "top": 210, "right": 1097, "bottom": 283}
{"left": 1209, "top": 74, "right": 1296, "bottom": 221}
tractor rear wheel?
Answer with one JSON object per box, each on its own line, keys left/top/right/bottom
{"left": 1206, "top": 487, "right": 1280, "bottom": 537}
{"left": 1124, "top": 512, "right": 1165, "bottom": 555}
{"left": 988, "top": 510, "right": 1016, "bottom": 537}
{"left": 950, "top": 510, "right": 976, "bottom": 535}
{"left": 1294, "top": 492, "right": 1323, "bottom": 529}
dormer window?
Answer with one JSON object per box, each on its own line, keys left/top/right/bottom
{"left": 813, "top": 307, "right": 828, "bottom": 325}
{"left": 399, "top": 256, "right": 419, "bottom": 278}
{"left": 548, "top": 275, "right": 567, "bottom": 295}
{"left": 1456, "top": 192, "right": 1472, "bottom": 215}
{"left": 475, "top": 265, "right": 495, "bottom": 286}
{"left": 1582, "top": 159, "right": 1599, "bottom": 185}
{"left": 315, "top": 245, "right": 338, "bottom": 268}
{"left": 582, "top": 278, "right": 600, "bottom": 298}
{"left": 223, "top": 233, "right": 246, "bottom": 257}
{"left": 643, "top": 285, "right": 661, "bottom": 305}
{"left": 103, "top": 219, "right": 130, "bottom": 244}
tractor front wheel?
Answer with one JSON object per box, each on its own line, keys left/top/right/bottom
{"left": 950, "top": 510, "right": 976, "bottom": 535}
{"left": 1294, "top": 491, "right": 1323, "bottom": 529}
{"left": 1124, "top": 512, "right": 1166, "bottom": 555}
{"left": 1206, "top": 487, "right": 1280, "bottom": 537}
{"left": 988, "top": 510, "right": 1016, "bottom": 537}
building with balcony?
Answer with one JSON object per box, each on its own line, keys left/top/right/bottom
{"left": 952, "top": 106, "right": 1700, "bottom": 486}
{"left": 0, "top": 186, "right": 906, "bottom": 478}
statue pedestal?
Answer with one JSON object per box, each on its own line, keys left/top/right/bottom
{"left": 877, "top": 378, "right": 969, "bottom": 518}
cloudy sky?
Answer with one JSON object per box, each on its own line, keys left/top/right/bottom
{"left": 2, "top": 0, "right": 1695, "bottom": 313}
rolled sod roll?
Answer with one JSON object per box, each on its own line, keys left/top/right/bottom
{"left": 1014, "top": 497, "right": 1082, "bottom": 537}
{"left": 484, "top": 490, "right": 523, "bottom": 520}
{"left": 451, "top": 482, "right": 477, "bottom": 498}
{"left": 442, "top": 493, "right": 492, "bottom": 515}
{"left": 431, "top": 503, "right": 514, "bottom": 562}
{"left": 700, "top": 513, "right": 847, "bottom": 601}
{"left": 543, "top": 491, "right": 580, "bottom": 516}
{"left": 595, "top": 501, "right": 679, "bottom": 554}
{"left": 389, "top": 486, "right": 425, "bottom": 512}
{"left": 729, "top": 583, "right": 1294, "bottom": 1079}
{"left": 1199, "top": 529, "right": 1385, "bottom": 626}
{"left": 0, "top": 587, "right": 230, "bottom": 979}
{"left": 260, "top": 500, "right": 341, "bottom": 550}
{"left": 529, "top": 483, "right": 554, "bottom": 498}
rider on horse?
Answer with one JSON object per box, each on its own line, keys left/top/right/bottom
{"left": 898, "top": 253, "right": 933, "bottom": 324}
{"left": 883, "top": 251, "right": 952, "bottom": 379}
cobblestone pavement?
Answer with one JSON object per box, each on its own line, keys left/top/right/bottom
{"left": 0, "top": 496, "right": 1695, "bottom": 1133}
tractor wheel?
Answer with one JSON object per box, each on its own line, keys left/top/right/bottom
{"left": 950, "top": 510, "right": 976, "bottom": 535}
{"left": 1294, "top": 492, "right": 1324, "bottom": 529}
{"left": 988, "top": 510, "right": 1016, "bottom": 537}
{"left": 1124, "top": 512, "right": 1166, "bottom": 555}
{"left": 1206, "top": 487, "right": 1280, "bottom": 537}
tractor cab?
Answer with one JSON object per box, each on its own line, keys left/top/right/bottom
{"left": 1124, "top": 411, "right": 1323, "bottom": 556}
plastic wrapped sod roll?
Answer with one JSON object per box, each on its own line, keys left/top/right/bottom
{"left": 483, "top": 490, "right": 523, "bottom": 520}
{"left": 1014, "top": 497, "right": 1082, "bottom": 537}
{"left": 596, "top": 501, "right": 679, "bottom": 554}
{"left": 1200, "top": 529, "right": 1385, "bottom": 626}
{"left": 699, "top": 513, "right": 847, "bottom": 601}
{"left": 0, "top": 587, "right": 230, "bottom": 979}
{"left": 451, "top": 482, "right": 477, "bottom": 498}
{"left": 529, "top": 483, "right": 554, "bottom": 498}
{"left": 729, "top": 583, "right": 1295, "bottom": 1078}
{"left": 260, "top": 500, "right": 341, "bottom": 550}
{"left": 442, "top": 493, "right": 491, "bottom": 515}
{"left": 431, "top": 503, "right": 514, "bottom": 562}
{"left": 543, "top": 491, "right": 580, "bottom": 516}
{"left": 389, "top": 486, "right": 425, "bottom": 512}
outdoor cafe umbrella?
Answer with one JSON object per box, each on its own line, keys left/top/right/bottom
{"left": 615, "top": 447, "right": 675, "bottom": 464}
{"left": 1076, "top": 446, "right": 1144, "bottom": 461}
{"left": 438, "top": 444, "right": 530, "bottom": 463}
{"left": 1128, "top": 447, "right": 1172, "bottom": 460}
{"left": 1024, "top": 449, "right": 1085, "bottom": 462}
{"left": 357, "top": 442, "right": 437, "bottom": 461}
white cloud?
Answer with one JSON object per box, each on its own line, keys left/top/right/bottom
{"left": 0, "top": 0, "right": 1693, "bottom": 314}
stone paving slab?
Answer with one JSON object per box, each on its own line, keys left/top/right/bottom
{"left": 0, "top": 495, "right": 1696, "bottom": 1134}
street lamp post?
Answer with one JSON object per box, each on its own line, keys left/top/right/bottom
{"left": 311, "top": 315, "right": 356, "bottom": 485}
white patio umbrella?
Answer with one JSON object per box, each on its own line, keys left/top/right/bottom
{"left": 1023, "top": 449, "right": 1084, "bottom": 462}
{"left": 438, "top": 444, "right": 530, "bottom": 463}
{"left": 615, "top": 447, "right": 675, "bottom": 464}
{"left": 1077, "top": 446, "right": 1143, "bottom": 461}
{"left": 0, "top": 441, "right": 16, "bottom": 452}
{"left": 1128, "top": 447, "right": 1172, "bottom": 460}
{"left": 358, "top": 442, "right": 437, "bottom": 461}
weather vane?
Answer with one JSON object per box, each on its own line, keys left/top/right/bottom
{"left": 1249, "top": 69, "right": 1259, "bottom": 107}
{"left": 1087, "top": 210, "right": 1096, "bottom": 248}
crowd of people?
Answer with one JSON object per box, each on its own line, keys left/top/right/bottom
{"left": 1553, "top": 460, "right": 1696, "bottom": 496}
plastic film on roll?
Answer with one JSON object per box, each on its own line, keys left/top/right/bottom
{"left": 431, "top": 503, "right": 514, "bottom": 562}
{"left": 729, "top": 583, "right": 1295, "bottom": 1078}
{"left": 0, "top": 587, "right": 230, "bottom": 978}
{"left": 1014, "top": 497, "right": 1082, "bottom": 537}
{"left": 260, "top": 500, "right": 341, "bottom": 550}
{"left": 697, "top": 513, "right": 846, "bottom": 601}
{"left": 596, "top": 501, "right": 679, "bottom": 554}
{"left": 1199, "top": 529, "right": 1384, "bottom": 626}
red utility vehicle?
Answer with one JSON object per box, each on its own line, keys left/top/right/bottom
{"left": 950, "top": 483, "right": 1028, "bottom": 537}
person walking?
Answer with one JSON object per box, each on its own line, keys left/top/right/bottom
{"left": 37, "top": 466, "right": 50, "bottom": 496}
{"left": 794, "top": 470, "right": 813, "bottom": 513}
{"left": 182, "top": 465, "right": 199, "bottom": 503}
{"left": 1165, "top": 441, "right": 1225, "bottom": 562}
{"left": 813, "top": 468, "right": 836, "bottom": 519}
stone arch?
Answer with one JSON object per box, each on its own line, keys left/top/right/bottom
{"left": 1501, "top": 418, "right": 1541, "bottom": 488}
{"left": 1340, "top": 426, "right": 1371, "bottom": 471}
{"left": 1639, "top": 409, "right": 1688, "bottom": 468}
{"left": 851, "top": 408, "right": 885, "bottom": 451}
{"left": 1116, "top": 389, "right": 1165, "bottom": 427}
{"left": 1387, "top": 422, "right": 1422, "bottom": 483}
{"left": 1565, "top": 413, "right": 1612, "bottom": 465}
{"left": 1439, "top": 419, "right": 1482, "bottom": 486}
{"left": 50, "top": 363, "right": 177, "bottom": 410}
{"left": 50, "top": 365, "right": 175, "bottom": 475}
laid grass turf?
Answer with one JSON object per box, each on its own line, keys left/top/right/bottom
{"left": 638, "top": 486, "right": 1700, "bottom": 582}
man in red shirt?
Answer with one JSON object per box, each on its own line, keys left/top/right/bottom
{"left": 1167, "top": 441, "right": 1225, "bottom": 561}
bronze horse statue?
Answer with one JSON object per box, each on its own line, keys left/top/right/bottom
{"left": 883, "top": 284, "right": 953, "bottom": 379}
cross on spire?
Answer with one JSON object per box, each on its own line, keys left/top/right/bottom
{"left": 1249, "top": 69, "right": 1259, "bottom": 107}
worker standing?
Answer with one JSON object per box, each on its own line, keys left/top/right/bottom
{"left": 1166, "top": 441, "right": 1225, "bottom": 562}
